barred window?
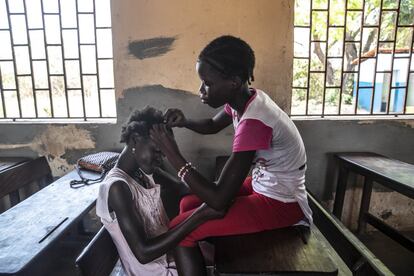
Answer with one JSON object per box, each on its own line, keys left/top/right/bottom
{"left": 0, "top": 0, "right": 116, "bottom": 122}
{"left": 292, "top": 0, "right": 414, "bottom": 117}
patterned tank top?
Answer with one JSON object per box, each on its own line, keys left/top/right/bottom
{"left": 96, "top": 167, "right": 177, "bottom": 276}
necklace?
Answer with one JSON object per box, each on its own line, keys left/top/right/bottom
{"left": 132, "top": 168, "right": 150, "bottom": 189}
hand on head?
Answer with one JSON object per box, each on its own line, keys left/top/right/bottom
{"left": 149, "top": 123, "right": 180, "bottom": 158}
{"left": 163, "top": 108, "right": 187, "bottom": 128}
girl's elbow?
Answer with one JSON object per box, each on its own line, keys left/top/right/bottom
{"left": 132, "top": 246, "right": 154, "bottom": 264}
{"left": 135, "top": 251, "right": 152, "bottom": 264}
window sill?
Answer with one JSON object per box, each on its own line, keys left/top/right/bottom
{"left": 291, "top": 115, "right": 414, "bottom": 121}
{"left": 0, "top": 118, "right": 117, "bottom": 124}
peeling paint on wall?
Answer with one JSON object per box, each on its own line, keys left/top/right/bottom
{"left": 0, "top": 125, "right": 95, "bottom": 176}
{"left": 357, "top": 120, "right": 375, "bottom": 125}
{"left": 128, "top": 36, "right": 177, "bottom": 60}
{"left": 31, "top": 125, "right": 95, "bottom": 175}
{"left": 400, "top": 120, "right": 414, "bottom": 128}
{"left": 31, "top": 125, "right": 95, "bottom": 157}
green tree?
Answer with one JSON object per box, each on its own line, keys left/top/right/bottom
{"left": 294, "top": 0, "right": 414, "bottom": 110}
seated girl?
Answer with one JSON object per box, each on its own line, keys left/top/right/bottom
{"left": 96, "top": 106, "right": 223, "bottom": 276}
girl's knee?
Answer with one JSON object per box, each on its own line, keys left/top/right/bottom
{"left": 169, "top": 213, "right": 187, "bottom": 228}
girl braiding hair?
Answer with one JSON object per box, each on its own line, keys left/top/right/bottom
{"left": 198, "top": 35, "right": 255, "bottom": 84}
{"left": 152, "top": 35, "right": 312, "bottom": 276}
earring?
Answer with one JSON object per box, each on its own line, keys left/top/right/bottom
{"left": 132, "top": 147, "right": 136, "bottom": 154}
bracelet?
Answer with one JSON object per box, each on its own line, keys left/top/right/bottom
{"left": 180, "top": 165, "right": 193, "bottom": 182}
{"left": 178, "top": 162, "right": 192, "bottom": 178}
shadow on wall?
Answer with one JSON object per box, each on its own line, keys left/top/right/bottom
{"left": 128, "top": 36, "right": 177, "bottom": 60}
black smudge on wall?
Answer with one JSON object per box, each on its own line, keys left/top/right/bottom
{"left": 128, "top": 37, "right": 176, "bottom": 59}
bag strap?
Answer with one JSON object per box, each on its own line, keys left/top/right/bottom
{"left": 69, "top": 165, "right": 107, "bottom": 189}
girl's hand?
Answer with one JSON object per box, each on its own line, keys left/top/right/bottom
{"left": 163, "top": 109, "right": 187, "bottom": 128}
{"left": 195, "top": 203, "right": 227, "bottom": 220}
{"left": 150, "top": 124, "right": 180, "bottom": 158}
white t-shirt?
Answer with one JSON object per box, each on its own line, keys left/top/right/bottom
{"left": 224, "top": 89, "right": 312, "bottom": 225}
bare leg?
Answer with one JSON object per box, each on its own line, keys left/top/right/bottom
{"left": 173, "top": 245, "right": 207, "bottom": 276}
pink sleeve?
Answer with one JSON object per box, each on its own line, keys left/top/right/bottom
{"left": 233, "top": 119, "right": 272, "bottom": 152}
{"left": 224, "top": 104, "right": 232, "bottom": 116}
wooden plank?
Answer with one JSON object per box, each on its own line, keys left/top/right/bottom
{"left": 308, "top": 192, "right": 394, "bottom": 275}
{"left": 310, "top": 225, "right": 352, "bottom": 276}
{"left": 8, "top": 190, "right": 20, "bottom": 206}
{"left": 364, "top": 213, "right": 414, "bottom": 252}
{"left": 214, "top": 226, "right": 338, "bottom": 275}
{"left": 0, "top": 157, "right": 52, "bottom": 199}
{"left": 357, "top": 177, "right": 373, "bottom": 235}
{"left": 335, "top": 152, "right": 414, "bottom": 199}
{"left": 0, "top": 169, "right": 101, "bottom": 275}
{"left": 0, "top": 157, "right": 29, "bottom": 173}
{"left": 76, "top": 227, "right": 119, "bottom": 276}
{"left": 333, "top": 166, "right": 349, "bottom": 219}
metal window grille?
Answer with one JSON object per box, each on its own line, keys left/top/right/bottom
{"left": 292, "top": 0, "right": 414, "bottom": 117}
{"left": 0, "top": 0, "right": 116, "bottom": 122}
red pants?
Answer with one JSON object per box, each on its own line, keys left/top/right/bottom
{"left": 169, "top": 177, "right": 304, "bottom": 247}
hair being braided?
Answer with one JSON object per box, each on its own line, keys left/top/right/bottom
{"left": 120, "top": 106, "right": 164, "bottom": 143}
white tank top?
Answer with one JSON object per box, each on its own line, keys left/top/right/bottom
{"left": 96, "top": 167, "right": 177, "bottom": 276}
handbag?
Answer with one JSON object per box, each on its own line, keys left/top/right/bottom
{"left": 70, "top": 151, "right": 120, "bottom": 188}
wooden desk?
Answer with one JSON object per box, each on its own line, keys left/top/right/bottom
{"left": 333, "top": 152, "right": 414, "bottom": 252}
{"left": 0, "top": 169, "right": 100, "bottom": 276}
{"left": 0, "top": 157, "right": 31, "bottom": 206}
{"left": 0, "top": 157, "right": 30, "bottom": 173}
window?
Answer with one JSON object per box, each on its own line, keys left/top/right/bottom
{"left": 0, "top": 0, "right": 116, "bottom": 122}
{"left": 292, "top": 0, "right": 414, "bottom": 117}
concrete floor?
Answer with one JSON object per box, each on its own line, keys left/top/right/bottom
{"left": 359, "top": 231, "right": 414, "bottom": 276}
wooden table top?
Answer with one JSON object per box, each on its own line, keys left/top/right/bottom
{"left": 335, "top": 152, "right": 414, "bottom": 198}
{"left": 0, "top": 169, "right": 101, "bottom": 275}
{"left": 0, "top": 157, "right": 30, "bottom": 173}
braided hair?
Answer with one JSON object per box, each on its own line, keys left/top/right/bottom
{"left": 120, "top": 106, "right": 164, "bottom": 143}
{"left": 198, "top": 35, "right": 255, "bottom": 84}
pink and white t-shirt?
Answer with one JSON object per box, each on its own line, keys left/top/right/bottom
{"left": 224, "top": 89, "right": 312, "bottom": 225}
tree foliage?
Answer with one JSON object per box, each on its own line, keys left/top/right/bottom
{"left": 293, "top": 0, "right": 414, "bottom": 110}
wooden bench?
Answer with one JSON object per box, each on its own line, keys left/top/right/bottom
{"left": 76, "top": 227, "right": 120, "bottom": 276}
{"left": 333, "top": 152, "right": 414, "bottom": 252}
{"left": 213, "top": 155, "right": 392, "bottom": 276}
{"left": 214, "top": 226, "right": 337, "bottom": 275}
{"left": 0, "top": 156, "right": 53, "bottom": 209}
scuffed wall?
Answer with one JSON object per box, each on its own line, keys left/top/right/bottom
{"left": 112, "top": 0, "right": 294, "bottom": 110}
{"left": 0, "top": 125, "right": 96, "bottom": 175}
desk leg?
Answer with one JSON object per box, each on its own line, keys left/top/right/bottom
{"left": 357, "top": 177, "right": 373, "bottom": 235}
{"left": 9, "top": 190, "right": 20, "bottom": 206}
{"left": 333, "top": 166, "right": 349, "bottom": 219}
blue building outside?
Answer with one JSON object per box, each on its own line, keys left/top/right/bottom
{"left": 354, "top": 54, "right": 409, "bottom": 113}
